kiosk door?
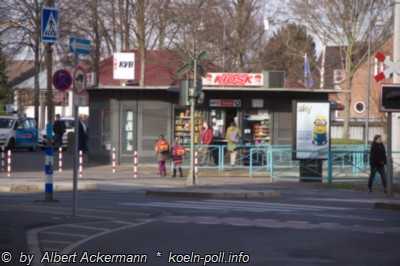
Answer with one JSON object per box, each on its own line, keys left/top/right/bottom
{"left": 138, "top": 101, "right": 172, "bottom": 161}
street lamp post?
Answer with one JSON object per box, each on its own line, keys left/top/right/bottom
{"left": 188, "top": 58, "right": 197, "bottom": 186}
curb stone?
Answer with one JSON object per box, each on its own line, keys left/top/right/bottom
{"left": 145, "top": 189, "right": 280, "bottom": 199}
{"left": 0, "top": 183, "right": 97, "bottom": 193}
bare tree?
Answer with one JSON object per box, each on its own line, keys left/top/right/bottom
{"left": 290, "top": 0, "right": 393, "bottom": 139}
{"left": 135, "top": 0, "right": 146, "bottom": 86}
{"left": 0, "top": 0, "right": 44, "bottom": 126}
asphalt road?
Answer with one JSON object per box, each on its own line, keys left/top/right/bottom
{"left": 0, "top": 187, "right": 399, "bottom": 266}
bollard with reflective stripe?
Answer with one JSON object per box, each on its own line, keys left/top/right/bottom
{"left": 7, "top": 149, "right": 11, "bottom": 177}
{"left": 58, "top": 147, "right": 63, "bottom": 173}
{"left": 79, "top": 150, "right": 83, "bottom": 178}
{"left": 1, "top": 147, "right": 5, "bottom": 172}
{"left": 133, "top": 150, "right": 138, "bottom": 178}
{"left": 44, "top": 147, "right": 54, "bottom": 200}
{"left": 7, "top": 150, "right": 11, "bottom": 177}
{"left": 194, "top": 150, "right": 199, "bottom": 177}
{"left": 112, "top": 147, "right": 116, "bottom": 174}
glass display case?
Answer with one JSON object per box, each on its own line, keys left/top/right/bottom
{"left": 174, "top": 109, "right": 203, "bottom": 145}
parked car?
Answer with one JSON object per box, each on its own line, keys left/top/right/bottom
{"left": 38, "top": 117, "right": 75, "bottom": 149}
{"left": 0, "top": 115, "right": 38, "bottom": 151}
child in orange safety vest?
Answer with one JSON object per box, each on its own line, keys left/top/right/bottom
{"left": 171, "top": 137, "right": 185, "bottom": 178}
{"left": 155, "top": 135, "right": 170, "bottom": 176}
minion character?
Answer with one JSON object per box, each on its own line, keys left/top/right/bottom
{"left": 312, "top": 115, "right": 328, "bottom": 145}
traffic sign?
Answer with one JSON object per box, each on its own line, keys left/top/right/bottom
{"left": 374, "top": 52, "right": 400, "bottom": 82}
{"left": 69, "top": 37, "right": 91, "bottom": 55}
{"left": 380, "top": 84, "right": 400, "bottom": 111}
{"left": 53, "top": 69, "right": 72, "bottom": 91}
{"left": 73, "top": 66, "right": 87, "bottom": 94}
{"left": 41, "top": 7, "right": 59, "bottom": 44}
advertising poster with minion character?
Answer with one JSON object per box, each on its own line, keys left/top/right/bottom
{"left": 295, "top": 102, "right": 330, "bottom": 159}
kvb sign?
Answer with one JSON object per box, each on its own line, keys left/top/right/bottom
{"left": 374, "top": 52, "right": 400, "bottom": 81}
{"left": 113, "top": 52, "right": 135, "bottom": 80}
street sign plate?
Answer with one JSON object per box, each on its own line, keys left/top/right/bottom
{"left": 41, "top": 7, "right": 59, "bottom": 44}
{"left": 73, "top": 66, "right": 87, "bottom": 94}
{"left": 69, "top": 37, "right": 91, "bottom": 55}
{"left": 53, "top": 69, "right": 72, "bottom": 91}
{"left": 380, "top": 84, "right": 400, "bottom": 111}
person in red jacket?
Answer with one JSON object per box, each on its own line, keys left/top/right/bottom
{"left": 155, "top": 135, "right": 169, "bottom": 177}
{"left": 200, "top": 122, "right": 214, "bottom": 165}
{"left": 171, "top": 137, "right": 185, "bottom": 178}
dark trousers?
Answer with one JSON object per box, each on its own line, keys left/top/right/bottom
{"left": 368, "top": 165, "right": 387, "bottom": 190}
{"left": 54, "top": 134, "right": 63, "bottom": 148}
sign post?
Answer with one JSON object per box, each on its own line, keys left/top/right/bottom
{"left": 375, "top": 49, "right": 400, "bottom": 196}
{"left": 69, "top": 36, "right": 90, "bottom": 217}
{"left": 41, "top": 5, "right": 58, "bottom": 202}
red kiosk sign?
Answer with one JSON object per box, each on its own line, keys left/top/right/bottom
{"left": 203, "top": 73, "right": 264, "bottom": 87}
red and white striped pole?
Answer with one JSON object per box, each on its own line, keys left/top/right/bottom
{"left": 58, "top": 147, "right": 63, "bottom": 173}
{"left": 1, "top": 147, "right": 4, "bottom": 172}
{"left": 194, "top": 150, "right": 199, "bottom": 177}
{"left": 79, "top": 150, "right": 83, "bottom": 178}
{"left": 112, "top": 147, "right": 116, "bottom": 174}
{"left": 133, "top": 150, "right": 138, "bottom": 178}
{"left": 7, "top": 149, "right": 11, "bottom": 177}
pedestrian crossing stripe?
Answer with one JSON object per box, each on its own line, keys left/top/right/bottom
{"left": 119, "top": 200, "right": 351, "bottom": 213}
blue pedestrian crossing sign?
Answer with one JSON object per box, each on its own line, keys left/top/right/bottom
{"left": 41, "top": 7, "right": 59, "bottom": 44}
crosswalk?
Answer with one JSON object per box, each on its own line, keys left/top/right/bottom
{"left": 119, "top": 199, "right": 351, "bottom": 214}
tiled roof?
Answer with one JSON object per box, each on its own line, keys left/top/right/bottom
{"left": 98, "top": 49, "right": 184, "bottom": 87}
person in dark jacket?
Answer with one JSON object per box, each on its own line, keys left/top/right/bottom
{"left": 78, "top": 117, "right": 88, "bottom": 153}
{"left": 53, "top": 114, "right": 65, "bottom": 148}
{"left": 368, "top": 135, "right": 387, "bottom": 193}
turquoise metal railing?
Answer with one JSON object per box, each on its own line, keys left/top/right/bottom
{"left": 177, "top": 144, "right": 398, "bottom": 183}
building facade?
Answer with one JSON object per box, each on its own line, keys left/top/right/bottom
{"left": 89, "top": 50, "right": 335, "bottom": 164}
{"left": 322, "top": 40, "right": 394, "bottom": 141}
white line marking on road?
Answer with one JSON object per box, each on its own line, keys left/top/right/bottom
{"left": 63, "top": 224, "right": 109, "bottom": 231}
{"left": 41, "top": 231, "right": 89, "bottom": 238}
{"left": 312, "top": 213, "right": 384, "bottom": 222}
{"left": 119, "top": 202, "right": 295, "bottom": 213}
{"left": 41, "top": 240, "right": 74, "bottom": 245}
{"left": 298, "top": 197, "right": 393, "bottom": 204}
{"left": 61, "top": 219, "right": 154, "bottom": 255}
{"left": 204, "top": 200, "right": 352, "bottom": 211}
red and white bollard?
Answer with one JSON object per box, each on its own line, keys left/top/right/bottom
{"left": 1, "top": 147, "right": 4, "bottom": 172}
{"left": 58, "top": 147, "right": 63, "bottom": 173}
{"left": 112, "top": 147, "right": 116, "bottom": 174}
{"left": 133, "top": 150, "right": 138, "bottom": 178}
{"left": 194, "top": 150, "right": 199, "bottom": 177}
{"left": 7, "top": 149, "right": 11, "bottom": 177}
{"left": 79, "top": 150, "right": 83, "bottom": 178}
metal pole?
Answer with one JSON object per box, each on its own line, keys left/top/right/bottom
{"left": 387, "top": 112, "right": 393, "bottom": 195}
{"left": 222, "top": 21, "right": 225, "bottom": 72}
{"left": 391, "top": 0, "right": 400, "bottom": 188}
{"left": 72, "top": 53, "right": 79, "bottom": 216}
{"left": 188, "top": 58, "right": 197, "bottom": 186}
{"left": 365, "top": 1, "right": 372, "bottom": 146}
{"left": 44, "top": 0, "right": 54, "bottom": 202}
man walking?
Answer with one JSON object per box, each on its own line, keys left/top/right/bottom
{"left": 368, "top": 135, "right": 388, "bottom": 193}
{"left": 53, "top": 114, "right": 65, "bottom": 149}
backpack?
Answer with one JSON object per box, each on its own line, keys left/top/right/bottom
{"left": 158, "top": 140, "right": 169, "bottom": 152}
{"left": 174, "top": 146, "right": 185, "bottom": 156}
